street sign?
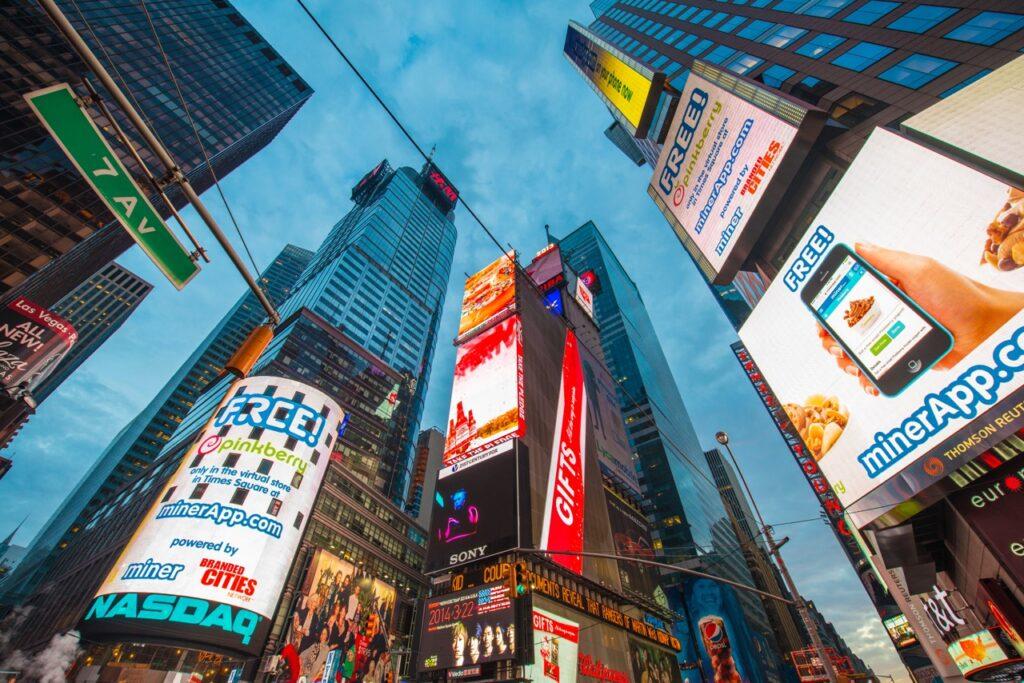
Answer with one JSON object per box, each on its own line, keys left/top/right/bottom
{"left": 24, "top": 83, "right": 199, "bottom": 289}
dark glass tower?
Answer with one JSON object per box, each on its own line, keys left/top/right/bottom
{"left": 0, "top": 244, "right": 313, "bottom": 605}
{"left": 0, "top": 0, "right": 312, "bottom": 306}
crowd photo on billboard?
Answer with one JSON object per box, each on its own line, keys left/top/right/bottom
{"left": 281, "top": 549, "right": 397, "bottom": 683}
{"left": 627, "top": 637, "right": 683, "bottom": 683}
{"left": 739, "top": 128, "right": 1024, "bottom": 520}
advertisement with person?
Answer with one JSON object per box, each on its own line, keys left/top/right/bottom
{"left": 684, "top": 578, "right": 766, "bottom": 683}
{"left": 524, "top": 607, "right": 579, "bottom": 683}
{"left": 458, "top": 252, "right": 516, "bottom": 339}
{"left": 444, "top": 316, "right": 524, "bottom": 467}
{"left": 79, "top": 376, "right": 344, "bottom": 656}
{"left": 739, "top": 128, "right": 1024, "bottom": 522}
{"left": 281, "top": 549, "right": 397, "bottom": 683}
{"left": 579, "top": 343, "right": 642, "bottom": 495}
{"left": 648, "top": 64, "right": 802, "bottom": 283}
{"left": 882, "top": 614, "right": 918, "bottom": 650}
{"left": 604, "top": 488, "right": 659, "bottom": 604}
{"left": 627, "top": 638, "right": 683, "bottom": 683}
{"left": 425, "top": 443, "right": 520, "bottom": 573}
{"left": 0, "top": 296, "right": 77, "bottom": 394}
{"left": 417, "top": 582, "right": 516, "bottom": 672}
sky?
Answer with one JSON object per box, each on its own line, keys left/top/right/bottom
{"left": 0, "top": 1, "right": 909, "bottom": 679}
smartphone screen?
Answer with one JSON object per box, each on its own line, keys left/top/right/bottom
{"left": 802, "top": 245, "right": 952, "bottom": 396}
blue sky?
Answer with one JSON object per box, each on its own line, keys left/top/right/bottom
{"left": 1, "top": 1, "right": 908, "bottom": 678}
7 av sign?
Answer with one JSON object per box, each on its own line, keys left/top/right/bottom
{"left": 24, "top": 83, "right": 199, "bottom": 289}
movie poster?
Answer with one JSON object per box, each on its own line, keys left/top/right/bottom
{"left": 282, "top": 549, "right": 397, "bottom": 683}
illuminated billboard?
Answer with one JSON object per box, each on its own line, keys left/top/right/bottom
{"left": 444, "top": 315, "right": 524, "bottom": 467}
{"left": 605, "top": 488, "right": 659, "bottom": 604}
{"left": 882, "top": 614, "right": 918, "bottom": 650}
{"left": 458, "top": 252, "right": 516, "bottom": 339}
{"left": 903, "top": 56, "right": 1024, "bottom": 187}
{"left": 628, "top": 638, "right": 682, "bottom": 683}
{"left": 649, "top": 61, "right": 819, "bottom": 284}
{"left": 684, "top": 578, "right": 766, "bottom": 683}
{"left": 283, "top": 549, "right": 396, "bottom": 683}
{"left": 79, "top": 376, "right": 344, "bottom": 656}
{"left": 563, "top": 22, "right": 663, "bottom": 137}
{"left": 417, "top": 582, "right": 517, "bottom": 672}
{"left": 527, "top": 244, "right": 565, "bottom": 291}
{"left": 739, "top": 128, "right": 1024, "bottom": 523}
{"left": 950, "top": 457, "right": 1024, "bottom": 585}
{"left": 948, "top": 630, "right": 1009, "bottom": 676}
{"left": 0, "top": 296, "right": 77, "bottom": 394}
{"left": 524, "top": 607, "right": 579, "bottom": 683}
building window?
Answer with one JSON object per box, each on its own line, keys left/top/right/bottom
{"left": 704, "top": 11, "right": 729, "bottom": 27}
{"left": 759, "top": 64, "right": 796, "bottom": 88}
{"left": 230, "top": 487, "right": 249, "bottom": 505}
{"left": 257, "top": 459, "right": 273, "bottom": 475}
{"left": 791, "top": 75, "right": 836, "bottom": 104}
{"left": 719, "top": 15, "right": 746, "bottom": 32}
{"left": 223, "top": 452, "right": 241, "bottom": 468}
{"left": 294, "top": 511, "right": 305, "bottom": 529}
{"left": 727, "top": 53, "right": 764, "bottom": 75}
{"left": 189, "top": 454, "right": 203, "bottom": 468}
{"left": 879, "top": 54, "right": 957, "bottom": 88}
{"left": 830, "top": 41, "right": 893, "bottom": 70}
{"left": 738, "top": 19, "right": 773, "bottom": 40}
{"left": 802, "top": 0, "right": 853, "bottom": 17}
{"left": 829, "top": 93, "right": 887, "bottom": 127}
{"left": 761, "top": 24, "right": 806, "bottom": 47}
{"left": 688, "top": 38, "right": 714, "bottom": 55}
{"left": 940, "top": 69, "right": 991, "bottom": 98}
{"left": 794, "top": 33, "right": 845, "bottom": 58}
{"left": 675, "top": 34, "right": 697, "bottom": 49}
{"left": 268, "top": 499, "right": 282, "bottom": 517}
{"left": 311, "top": 449, "right": 321, "bottom": 465}
{"left": 190, "top": 484, "right": 208, "bottom": 500}
{"left": 161, "top": 486, "right": 177, "bottom": 503}
{"left": 843, "top": 0, "right": 899, "bottom": 25}
{"left": 292, "top": 471, "right": 303, "bottom": 488}
{"left": 888, "top": 5, "right": 958, "bottom": 32}
{"left": 249, "top": 427, "right": 264, "bottom": 439}
{"left": 944, "top": 11, "right": 1024, "bottom": 44}
{"left": 704, "top": 45, "right": 737, "bottom": 64}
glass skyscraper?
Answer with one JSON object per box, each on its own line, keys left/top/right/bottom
{"left": 557, "top": 221, "right": 777, "bottom": 657}
{"left": 1, "top": 0, "right": 312, "bottom": 307}
{"left": 0, "top": 244, "right": 313, "bottom": 605}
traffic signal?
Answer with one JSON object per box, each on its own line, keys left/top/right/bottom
{"left": 512, "top": 561, "right": 530, "bottom": 597}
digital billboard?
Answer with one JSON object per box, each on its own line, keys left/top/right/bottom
{"left": 540, "top": 330, "right": 587, "bottom": 575}
{"left": 283, "top": 549, "right": 396, "bottom": 683}
{"left": 444, "top": 315, "right": 524, "bottom": 467}
{"left": 903, "top": 56, "right": 1024, "bottom": 187}
{"left": 524, "top": 607, "right": 579, "bottom": 683}
{"left": 684, "top": 577, "right": 767, "bottom": 683}
{"left": 458, "top": 252, "right": 516, "bottom": 339}
{"left": 604, "top": 488, "right": 659, "bottom": 604}
{"left": 882, "top": 614, "right": 918, "bottom": 650}
{"left": 649, "top": 62, "right": 813, "bottom": 283}
{"left": 562, "top": 22, "right": 662, "bottom": 137}
{"left": 0, "top": 296, "right": 76, "bottom": 394}
{"left": 527, "top": 244, "right": 565, "bottom": 292}
{"left": 948, "top": 630, "right": 1009, "bottom": 676}
{"left": 79, "top": 376, "right": 344, "bottom": 656}
{"left": 739, "top": 128, "right": 1024, "bottom": 523}
{"left": 628, "top": 638, "right": 683, "bottom": 683}
{"left": 425, "top": 444, "right": 521, "bottom": 573}
{"left": 575, "top": 277, "right": 594, "bottom": 320}
{"left": 950, "top": 457, "right": 1024, "bottom": 586}
{"left": 417, "top": 582, "right": 517, "bottom": 672}
{"left": 424, "top": 161, "right": 460, "bottom": 213}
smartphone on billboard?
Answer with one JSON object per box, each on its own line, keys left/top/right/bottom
{"left": 800, "top": 244, "right": 953, "bottom": 397}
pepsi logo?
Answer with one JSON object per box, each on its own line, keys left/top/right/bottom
{"left": 701, "top": 620, "right": 724, "bottom": 643}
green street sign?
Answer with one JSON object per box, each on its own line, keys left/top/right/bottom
{"left": 24, "top": 83, "right": 199, "bottom": 290}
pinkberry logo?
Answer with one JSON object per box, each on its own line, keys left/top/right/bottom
{"left": 197, "top": 435, "right": 222, "bottom": 456}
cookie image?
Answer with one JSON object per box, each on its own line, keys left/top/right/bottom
{"left": 982, "top": 187, "right": 1024, "bottom": 271}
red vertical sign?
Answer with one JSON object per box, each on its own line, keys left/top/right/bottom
{"left": 541, "top": 330, "right": 587, "bottom": 574}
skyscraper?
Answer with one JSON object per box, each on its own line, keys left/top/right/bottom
{"left": 0, "top": 244, "right": 313, "bottom": 606}
{"left": 405, "top": 427, "right": 445, "bottom": 526}
{"left": 557, "top": 221, "right": 779, "bottom": 664}
{"left": 31, "top": 262, "right": 152, "bottom": 403}
{"left": 1, "top": 0, "right": 312, "bottom": 307}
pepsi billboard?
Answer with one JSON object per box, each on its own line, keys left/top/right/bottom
{"left": 684, "top": 578, "right": 772, "bottom": 683}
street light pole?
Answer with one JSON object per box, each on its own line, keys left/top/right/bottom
{"left": 715, "top": 431, "right": 840, "bottom": 683}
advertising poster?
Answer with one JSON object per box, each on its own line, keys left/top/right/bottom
{"left": 948, "top": 630, "right": 1009, "bottom": 675}
{"left": 0, "top": 296, "right": 76, "bottom": 393}
{"left": 425, "top": 444, "right": 520, "bottom": 573}
{"left": 541, "top": 330, "right": 587, "bottom": 575}
{"left": 648, "top": 67, "right": 800, "bottom": 282}
{"left": 575, "top": 277, "right": 595, "bottom": 320}
{"left": 458, "top": 252, "right": 516, "bottom": 339}
{"left": 79, "top": 376, "right": 344, "bottom": 656}
{"left": 739, "top": 129, "right": 1024, "bottom": 521}
{"left": 604, "top": 488, "right": 659, "bottom": 604}
{"left": 627, "top": 638, "right": 683, "bottom": 683}
{"left": 524, "top": 607, "right": 579, "bottom": 683}
{"left": 283, "top": 549, "right": 397, "bottom": 683}
{"left": 527, "top": 244, "right": 566, "bottom": 291}
{"left": 444, "top": 316, "right": 524, "bottom": 467}
{"left": 417, "top": 582, "right": 516, "bottom": 672}
{"left": 684, "top": 578, "right": 765, "bottom": 683}
{"left": 950, "top": 456, "right": 1024, "bottom": 585}
{"left": 882, "top": 614, "right": 918, "bottom": 649}
{"left": 580, "top": 344, "right": 642, "bottom": 495}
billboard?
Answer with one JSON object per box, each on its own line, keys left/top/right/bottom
{"left": 562, "top": 22, "right": 662, "bottom": 137}
{"left": 0, "top": 296, "right": 76, "bottom": 394}
{"left": 541, "top": 330, "right": 587, "bottom": 575}
{"left": 604, "top": 488, "right": 659, "bottom": 604}
{"left": 417, "top": 582, "right": 517, "bottom": 672}
{"left": 948, "top": 630, "right": 1009, "bottom": 676}
{"left": 79, "top": 376, "right": 344, "bottom": 656}
{"left": 739, "top": 128, "right": 1024, "bottom": 522}
{"left": 575, "top": 277, "right": 594, "bottom": 320}
{"left": 684, "top": 577, "right": 766, "bottom": 683}
{"left": 628, "top": 638, "right": 683, "bottom": 683}
{"left": 648, "top": 62, "right": 809, "bottom": 283}
{"left": 527, "top": 245, "right": 565, "bottom": 292}
{"left": 283, "top": 549, "right": 396, "bottom": 683}
{"left": 524, "top": 607, "right": 579, "bottom": 683}
{"left": 580, "top": 344, "right": 641, "bottom": 494}
{"left": 444, "top": 315, "right": 524, "bottom": 467}
{"left": 903, "top": 56, "right": 1024, "bottom": 187}
{"left": 458, "top": 252, "right": 516, "bottom": 339}
{"left": 424, "top": 161, "right": 460, "bottom": 213}
{"left": 425, "top": 443, "right": 521, "bottom": 573}
{"left": 882, "top": 614, "right": 918, "bottom": 650}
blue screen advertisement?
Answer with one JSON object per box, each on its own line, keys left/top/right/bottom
{"left": 683, "top": 578, "right": 775, "bottom": 683}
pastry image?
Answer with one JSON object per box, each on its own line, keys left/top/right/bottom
{"left": 982, "top": 187, "right": 1024, "bottom": 271}
{"left": 783, "top": 395, "right": 848, "bottom": 460}
{"left": 843, "top": 296, "right": 874, "bottom": 327}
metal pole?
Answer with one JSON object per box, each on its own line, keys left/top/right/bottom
{"left": 36, "top": 0, "right": 279, "bottom": 325}
{"left": 716, "top": 434, "right": 840, "bottom": 683}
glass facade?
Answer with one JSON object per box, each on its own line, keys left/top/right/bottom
{"left": 0, "top": 0, "right": 311, "bottom": 307}
{"left": 34, "top": 262, "right": 153, "bottom": 403}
